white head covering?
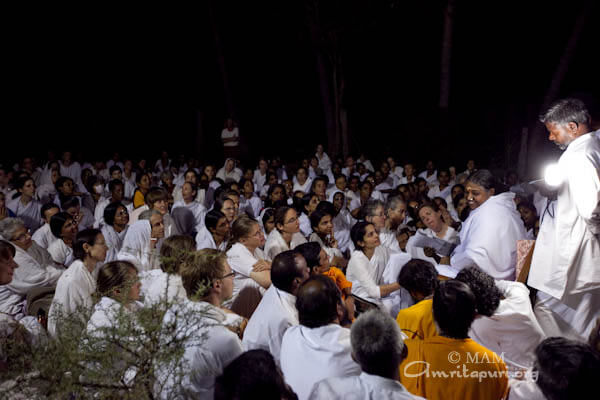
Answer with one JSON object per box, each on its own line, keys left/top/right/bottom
{"left": 216, "top": 158, "right": 241, "bottom": 183}
{"left": 117, "top": 220, "right": 156, "bottom": 272}
{"left": 328, "top": 189, "right": 347, "bottom": 209}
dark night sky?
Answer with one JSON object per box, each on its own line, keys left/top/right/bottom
{"left": 6, "top": 1, "right": 599, "bottom": 175}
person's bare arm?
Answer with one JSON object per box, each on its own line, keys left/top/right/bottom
{"left": 249, "top": 270, "right": 271, "bottom": 289}
{"left": 379, "top": 282, "right": 401, "bottom": 298}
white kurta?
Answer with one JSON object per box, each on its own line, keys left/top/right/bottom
{"left": 280, "top": 324, "right": 361, "bottom": 400}
{"left": 264, "top": 229, "right": 307, "bottom": 261}
{"left": 158, "top": 300, "right": 243, "bottom": 400}
{"left": 47, "top": 239, "right": 75, "bottom": 267}
{"left": 469, "top": 280, "right": 546, "bottom": 369}
{"left": 0, "top": 243, "right": 63, "bottom": 316}
{"left": 242, "top": 285, "right": 298, "bottom": 365}
{"left": 31, "top": 222, "right": 57, "bottom": 250}
{"left": 7, "top": 197, "right": 42, "bottom": 233}
{"left": 48, "top": 259, "right": 97, "bottom": 337}
{"left": 310, "top": 372, "right": 425, "bottom": 400}
{"left": 117, "top": 220, "right": 160, "bottom": 272}
{"left": 226, "top": 243, "right": 267, "bottom": 304}
{"left": 346, "top": 246, "right": 390, "bottom": 305}
{"left": 451, "top": 192, "right": 527, "bottom": 280}
{"left": 380, "top": 251, "right": 415, "bottom": 317}
{"left": 101, "top": 224, "right": 128, "bottom": 263}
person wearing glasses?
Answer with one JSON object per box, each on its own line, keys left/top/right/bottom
{"left": 264, "top": 206, "right": 307, "bottom": 262}
{"left": 0, "top": 218, "right": 63, "bottom": 319}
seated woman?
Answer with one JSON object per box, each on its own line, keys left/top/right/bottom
{"left": 0, "top": 192, "right": 16, "bottom": 222}
{"left": 31, "top": 202, "right": 60, "bottom": 249}
{"left": 53, "top": 176, "right": 84, "bottom": 210}
{"left": 308, "top": 208, "right": 347, "bottom": 268}
{"left": 226, "top": 216, "right": 271, "bottom": 306}
{"left": 132, "top": 172, "right": 151, "bottom": 210}
{"left": 7, "top": 176, "right": 42, "bottom": 233}
{"left": 0, "top": 218, "right": 63, "bottom": 319}
{"left": 263, "top": 183, "right": 286, "bottom": 209}
{"left": 406, "top": 203, "right": 460, "bottom": 266}
{"left": 238, "top": 178, "right": 262, "bottom": 219}
{"left": 297, "top": 192, "right": 319, "bottom": 237}
{"left": 172, "top": 182, "right": 207, "bottom": 234}
{"left": 448, "top": 170, "right": 527, "bottom": 280}
{"left": 328, "top": 190, "right": 354, "bottom": 253}
{"left": 260, "top": 207, "right": 276, "bottom": 237}
{"left": 310, "top": 176, "right": 328, "bottom": 202}
{"left": 349, "top": 180, "right": 374, "bottom": 219}
{"left": 48, "top": 228, "right": 108, "bottom": 337}
{"left": 346, "top": 221, "right": 401, "bottom": 307}
{"left": 216, "top": 158, "right": 241, "bottom": 183}
{"left": 117, "top": 210, "right": 164, "bottom": 272}
{"left": 141, "top": 235, "right": 195, "bottom": 307}
{"left": 35, "top": 162, "right": 60, "bottom": 205}
{"left": 62, "top": 196, "right": 95, "bottom": 231}
{"left": 252, "top": 158, "right": 269, "bottom": 196}
{"left": 195, "top": 209, "right": 230, "bottom": 251}
{"left": 47, "top": 212, "right": 79, "bottom": 267}
{"left": 101, "top": 202, "right": 129, "bottom": 263}
{"left": 296, "top": 241, "right": 354, "bottom": 321}
{"left": 362, "top": 199, "right": 400, "bottom": 252}
{"left": 292, "top": 167, "right": 312, "bottom": 194}
{"left": 264, "top": 206, "right": 307, "bottom": 261}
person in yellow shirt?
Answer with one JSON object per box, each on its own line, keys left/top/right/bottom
{"left": 395, "top": 259, "right": 439, "bottom": 340}
{"left": 401, "top": 280, "right": 508, "bottom": 400}
{"left": 296, "top": 241, "right": 354, "bottom": 321}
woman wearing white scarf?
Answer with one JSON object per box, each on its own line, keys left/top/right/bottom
{"left": 329, "top": 190, "right": 354, "bottom": 253}
{"left": 171, "top": 182, "right": 207, "bottom": 234}
{"left": 346, "top": 222, "right": 401, "bottom": 307}
{"left": 264, "top": 207, "right": 307, "bottom": 262}
{"left": 101, "top": 202, "right": 129, "bottom": 263}
{"left": 216, "top": 158, "right": 241, "bottom": 183}
{"left": 315, "top": 144, "right": 332, "bottom": 171}
{"left": 35, "top": 163, "right": 60, "bottom": 205}
{"left": 117, "top": 216, "right": 162, "bottom": 272}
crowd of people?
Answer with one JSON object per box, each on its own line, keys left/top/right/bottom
{"left": 0, "top": 98, "right": 599, "bottom": 399}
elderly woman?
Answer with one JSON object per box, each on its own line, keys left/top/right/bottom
{"left": 101, "top": 202, "right": 130, "bottom": 263}
{"left": 226, "top": 215, "right": 271, "bottom": 305}
{"left": 48, "top": 228, "right": 108, "bottom": 337}
{"left": 346, "top": 221, "right": 401, "bottom": 307}
{"left": 263, "top": 206, "right": 307, "bottom": 261}
{"left": 7, "top": 176, "right": 42, "bottom": 233}
{"left": 0, "top": 218, "right": 63, "bottom": 318}
{"left": 47, "top": 212, "right": 79, "bottom": 267}
{"left": 447, "top": 170, "right": 527, "bottom": 280}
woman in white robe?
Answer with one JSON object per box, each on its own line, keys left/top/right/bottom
{"left": 226, "top": 216, "right": 271, "bottom": 306}
{"left": 35, "top": 163, "right": 60, "bottom": 205}
{"left": 406, "top": 203, "right": 460, "bottom": 266}
{"left": 315, "top": 144, "right": 332, "bottom": 171}
{"left": 292, "top": 167, "right": 312, "bottom": 194}
{"left": 195, "top": 209, "right": 229, "bottom": 251}
{"left": 117, "top": 219, "right": 161, "bottom": 272}
{"left": 346, "top": 222, "right": 401, "bottom": 306}
{"left": 239, "top": 179, "right": 263, "bottom": 219}
{"left": 297, "top": 192, "right": 320, "bottom": 238}
{"left": 449, "top": 170, "right": 527, "bottom": 280}
{"left": 172, "top": 182, "right": 207, "bottom": 234}
{"left": 7, "top": 176, "right": 42, "bottom": 233}
{"left": 216, "top": 158, "right": 241, "bottom": 183}
{"left": 264, "top": 207, "right": 307, "bottom": 261}
{"left": 252, "top": 158, "right": 269, "bottom": 196}
{"left": 308, "top": 208, "right": 346, "bottom": 268}
{"left": 101, "top": 202, "right": 129, "bottom": 263}
{"left": 329, "top": 190, "right": 354, "bottom": 253}
{"left": 31, "top": 202, "right": 60, "bottom": 250}
{"left": 48, "top": 228, "right": 108, "bottom": 337}
{"left": 47, "top": 212, "right": 78, "bottom": 267}
{"left": 362, "top": 199, "right": 400, "bottom": 252}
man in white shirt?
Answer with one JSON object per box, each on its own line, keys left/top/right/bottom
{"left": 242, "top": 250, "right": 310, "bottom": 364}
{"left": 280, "top": 275, "right": 362, "bottom": 400}
{"left": 310, "top": 309, "right": 424, "bottom": 400}
{"left": 528, "top": 98, "right": 600, "bottom": 341}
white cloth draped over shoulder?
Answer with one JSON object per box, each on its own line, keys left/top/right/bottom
{"left": 226, "top": 243, "right": 268, "bottom": 305}
{"left": 293, "top": 178, "right": 312, "bottom": 194}
{"left": 117, "top": 220, "right": 160, "bottom": 272}
{"left": 380, "top": 251, "right": 415, "bottom": 317}
{"left": 316, "top": 151, "right": 332, "bottom": 171}
{"left": 101, "top": 224, "right": 129, "bottom": 263}
{"left": 48, "top": 259, "right": 98, "bottom": 337}
{"left": 195, "top": 226, "right": 228, "bottom": 251}
{"left": 264, "top": 229, "right": 307, "bottom": 261}
{"left": 299, "top": 213, "right": 312, "bottom": 237}
{"left": 242, "top": 285, "right": 298, "bottom": 365}
{"left": 280, "top": 324, "right": 361, "bottom": 400}
{"left": 450, "top": 192, "right": 527, "bottom": 280}
{"left": 346, "top": 246, "right": 390, "bottom": 305}
{"left": 469, "top": 280, "right": 546, "bottom": 369}
{"left": 0, "top": 243, "right": 63, "bottom": 316}
{"left": 7, "top": 197, "right": 42, "bottom": 233}
{"left": 216, "top": 159, "right": 242, "bottom": 183}
{"left": 157, "top": 300, "right": 243, "bottom": 400}
{"left": 31, "top": 223, "right": 57, "bottom": 250}
{"left": 47, "top": 238, "right": 75, "bottom": 267}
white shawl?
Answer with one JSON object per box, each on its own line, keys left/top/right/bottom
{"left": 101, "top": 224, "right": 129, "bottom": 263}
{"left": 117, "top": 220, "right": 159, "bottom": 272}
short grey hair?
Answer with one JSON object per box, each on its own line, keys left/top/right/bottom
{"left": 139, "top": 209, "right": 162, "bottom": 221}
{"left": 361, "top": 199, "right": 385, "bottom": 220}
{"left": 385, "top": 195, "right": 406, "bottom": 215}
{"left": 0, "top": 218, "right": 26, "bottom": 241}
{"left": 351, "top": 309, "right": 405, "bottom": 374}
{"left": 539, "top": 98, "right": 591, "bottom": 127}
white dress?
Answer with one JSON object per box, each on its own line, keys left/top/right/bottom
{"left": 226, "top": 243, "right": 267, "bottom": 305}
{"left": 280, "top": 324, "right": 361, "bottom": 400}
{"left": 346, "top": 246, "right": 390, "bottom": 305}
{"left": 451, "top": 192, "right": 527, "bottom": 280}
{"left": 48, "top": 259, "right": 97, "bottom": 337}
{"left": 264, "top": 229, "right": 307, "bottom": 261}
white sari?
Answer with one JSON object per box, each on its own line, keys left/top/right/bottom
{"left": 346, "top": 246, "right": 390, "bottom": 305}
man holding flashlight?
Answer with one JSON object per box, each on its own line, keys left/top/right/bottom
{"left": 529, "top": 98, "right": 600, "bottom": 341}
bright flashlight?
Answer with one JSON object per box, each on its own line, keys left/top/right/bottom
{"left": 544, "top": 163, "right": 563, "bottom": 187}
